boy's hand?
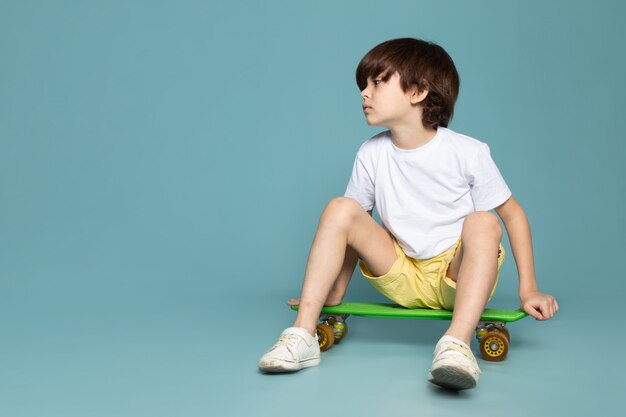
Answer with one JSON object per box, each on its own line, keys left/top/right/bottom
{"left": 520, "top": 291, "right": 559, "bottom": 320}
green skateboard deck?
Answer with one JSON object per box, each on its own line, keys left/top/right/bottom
{"left": 290, "top": 302, "right": 528, "bottom": 361}
{"left": 291, "top": 302, "right": 527, "bottom": 322}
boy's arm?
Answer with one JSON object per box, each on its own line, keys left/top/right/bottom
{"left": 495, "top": 196, "right": 559, "bottom": 320}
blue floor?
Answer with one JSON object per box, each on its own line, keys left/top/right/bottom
{"left": 1, "top": 291, "right": 622, "bottom": 417}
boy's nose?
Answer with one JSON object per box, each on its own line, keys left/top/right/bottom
{"left": 360, "top": 88, "right": 370, "bottom": 99}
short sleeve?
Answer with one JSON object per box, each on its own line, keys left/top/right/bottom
{"left": 344, "top": 151, "right": 375, "bottom": 212}
{"left": 467, "top": 144, "right": 512, "bottom": 211}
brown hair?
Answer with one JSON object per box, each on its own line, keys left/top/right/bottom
{"left": 356, "top": 38, "right": 460, "bottom": 129}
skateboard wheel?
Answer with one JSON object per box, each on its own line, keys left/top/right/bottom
{"left": 316, "top": 323, "right": 335, "bottom": 352}
{"left": 321, "top": 315, "right": 348, "bottom": 344}
{"left": 332, "top": 320, "right": 347, "bottom": 344}
{"left": 479, "top": 331, "right": 509, "bottom": 362}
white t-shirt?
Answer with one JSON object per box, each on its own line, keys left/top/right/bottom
{"left": 344, "top": 127, "right": 512, "bottom": 259}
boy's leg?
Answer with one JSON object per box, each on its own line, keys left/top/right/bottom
{"left": 444, "top": 211, "right": 503, "bottom": 344}
{"left": 287, "top": 245, "right": 358, "bottom": 307}
{"left": 428, "top": 211, "right": 502, "bottom": 389}
{"left": 259, "top": 197, "right": 397, "bottom": 373}
{"left": 328, "top": 245, "right": 359, "bottom": 305}
{"left": 293, "top": 197, "right": 397, "bottom": 336}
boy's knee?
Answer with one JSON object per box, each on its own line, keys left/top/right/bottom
{"left": 322, "top": 197, "right": 363, "bottom": 224}
{"left": 463, "top": 211, "right": 502, "bottom": 239}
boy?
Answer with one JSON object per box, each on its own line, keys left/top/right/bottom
{"left": 258, "top": 38, "right": 558, "bottom": 390}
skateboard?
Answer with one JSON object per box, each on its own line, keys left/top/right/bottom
{"left": 291, "top": 302, "right": 528, "bottom": 361}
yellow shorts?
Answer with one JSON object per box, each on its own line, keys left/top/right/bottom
{"left": 359, "top": 236, "right": 505, "bottom": 310}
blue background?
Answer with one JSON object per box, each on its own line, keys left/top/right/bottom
{"left": 1, "top": 0, "right": 624, "bottom": 416}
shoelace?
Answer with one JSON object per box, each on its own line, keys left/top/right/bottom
{"left": 270, "top": 333, "right": 301, "bottom": 354}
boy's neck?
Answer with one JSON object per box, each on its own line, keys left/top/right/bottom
{"left": 389, "top": 124, "right": 438, "bottom": 150}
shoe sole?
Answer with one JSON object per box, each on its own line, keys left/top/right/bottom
{"left": 259, "top": 357, "right": 320, "bottom": 373}
{"left": 428, "top": 366, "right": 477, "bottom": 390}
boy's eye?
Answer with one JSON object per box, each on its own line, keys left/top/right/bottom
{"left": 373, "top": 79, "right": 382, "bottom": 86}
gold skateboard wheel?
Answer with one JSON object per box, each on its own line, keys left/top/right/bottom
{"left": 316, "top": 323, "right": 335, "bottom": 352}
{"left": 479, "top": 331, "right": 509, "bottom": 361}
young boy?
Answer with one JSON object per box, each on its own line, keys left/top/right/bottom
{"left": 258, "top": 38, "right": 558, "bottom": 390}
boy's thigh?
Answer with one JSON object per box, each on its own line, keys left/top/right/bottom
{"left": 340, "top": 200, "right": 397, "bottom": 277}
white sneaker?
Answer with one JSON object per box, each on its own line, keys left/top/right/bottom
{"left": 258, "top": 327, "right": 321, "bottom": 373}
{"left": 428, "top": 335, "right": 481, "bottom": 390}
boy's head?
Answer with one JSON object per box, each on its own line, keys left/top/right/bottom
{"left": 356, "top": 38, "right": 459, "bottom": 129}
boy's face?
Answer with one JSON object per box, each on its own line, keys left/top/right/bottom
{"left": 360, "top": 72, "right": 426, "bottom": 129}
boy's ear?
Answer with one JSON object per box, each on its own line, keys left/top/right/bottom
{"left": 409, "top": 86, "right": 429, "bottom": 104}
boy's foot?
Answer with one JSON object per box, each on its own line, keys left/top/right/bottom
{"left": 428, "top": 335, "right": 481, "bottom": 390}
{"left": 258, "top": 327, "right": 321, "bottom": 373}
